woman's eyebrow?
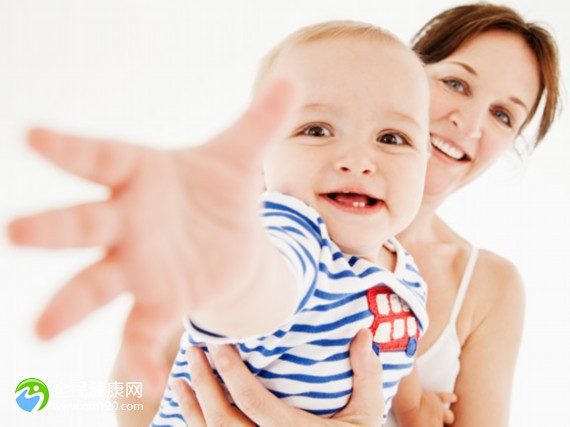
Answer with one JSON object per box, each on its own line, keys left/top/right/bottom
{"left": 450, "top": 61, "right": 478, "bottom": 77}
{"left": 508, "top": 96, "right": 530, "bottom": 113}
{"left": 450, "top": 61, "right": 530, "bottom": 113}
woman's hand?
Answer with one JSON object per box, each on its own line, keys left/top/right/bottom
{"left": 395, "top": 389, "right": 457, "bottom": 426}
{"left": 172, "top": 329, "right": 385, "bottom": 426}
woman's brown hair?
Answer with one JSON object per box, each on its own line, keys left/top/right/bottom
{"left": 412, "top": 3, "right": 560, "bottom": 149}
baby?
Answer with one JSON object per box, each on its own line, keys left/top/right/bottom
{"left": 9, "top": 20, "right": 431, "bottom": 426}
{"left": 152, "top": 20, "right": 430, "bottom": 425}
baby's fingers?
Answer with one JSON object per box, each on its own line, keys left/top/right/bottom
{"left": 9, "top": 201, "right": 120, "bottom": 248}
{"left": 28, "top": 128, "right": 142, "bottom": 188}
{"left": 36, "top": 258, "right": 125, "bottom": 339}
{"left": 209, "top": 79, "right": 297, "bottom": 171}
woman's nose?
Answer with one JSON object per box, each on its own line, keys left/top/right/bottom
{"left": 450, "top": 103, "right": 485, "bottom": 139}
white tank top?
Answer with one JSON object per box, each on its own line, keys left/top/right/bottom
{"left": 384, "top": 247, "right": 479, "bottom": 426}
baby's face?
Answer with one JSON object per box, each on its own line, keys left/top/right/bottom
{"left": 263, "top": 36, "right": 430, "bottom": 260}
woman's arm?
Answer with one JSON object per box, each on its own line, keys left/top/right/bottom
{"left": 174, "top": 329, "right": 385, "bottom": 426}
{"left": 451, "top": 253, "right": 526, "bottom": 426}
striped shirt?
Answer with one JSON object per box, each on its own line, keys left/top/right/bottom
{"left": 151, "top": 192, "right": 428, "bottom": 427}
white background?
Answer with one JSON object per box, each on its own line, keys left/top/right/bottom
{"left": 1, "top": 0, "right": 569, "bottom": 426}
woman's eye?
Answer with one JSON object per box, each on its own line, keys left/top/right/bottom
{"left": 443, "top": 78, "right": 467, "bottom": 94}
{"left": 378, "top": 132, "right": 408, "bottom": 145}
{"left": 492, "top": 109, "right": 512, "bottom": 127}
{"left": 302, "top": 125, "right": 331, "bottom": 137}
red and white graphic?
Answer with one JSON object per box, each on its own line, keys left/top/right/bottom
{"left": 367, "top": 286, "right": 420, "bottom": 354}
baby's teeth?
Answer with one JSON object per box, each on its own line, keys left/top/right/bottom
{"left": 352, "top": 201, "right": 366, "bottom": 208}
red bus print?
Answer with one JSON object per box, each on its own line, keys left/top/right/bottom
{"left": 367, "top": 286, "right": 419, "bottom": 356}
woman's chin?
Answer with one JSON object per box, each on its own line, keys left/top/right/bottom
{"left": 422, "top": 175, "right": 460, "bottom": 200}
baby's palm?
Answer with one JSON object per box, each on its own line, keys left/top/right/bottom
{"left": 9, "top": 81, "right": 295, "bottom": 388}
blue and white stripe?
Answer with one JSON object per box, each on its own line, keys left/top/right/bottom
{"left": 151, "top": 192, "right": 428, "bottom": 426}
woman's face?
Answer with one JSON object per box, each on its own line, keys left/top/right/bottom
{"left": 424, "top": 30, "right": 541, "bottom": 200}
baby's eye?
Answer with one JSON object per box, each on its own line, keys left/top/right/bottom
{"left": 443, "top": 78, "right": 467, "bottom": 94}
{"left": 302, "top": 125, "right": 332, "bottom": 137}
{"left": 378, "top": 132, "right": 409, "bottom": 145}
{"left": 492, "top": 109, "right": 513, "bottom": 127}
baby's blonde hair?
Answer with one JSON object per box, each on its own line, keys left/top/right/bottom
{"left": 254, "top": 20, "right": 406, "bottom": 93}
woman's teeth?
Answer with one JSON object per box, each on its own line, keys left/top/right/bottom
{"left": 352, "top": 201, "right": 366, "bottom": 208}
{"left": 431, "top": 136, "right": 465, "bottom": 160}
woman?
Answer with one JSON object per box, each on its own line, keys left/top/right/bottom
{"left": 162, "top": 4, "right": 560, "bottom": 426}
{"left": 97, "top": 3, "right": 558, "bottom": 426}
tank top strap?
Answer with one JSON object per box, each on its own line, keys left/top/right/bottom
{"left": 449, "top": 247, "right": 479, "bottom": 324}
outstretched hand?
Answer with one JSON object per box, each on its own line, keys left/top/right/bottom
{"left": 8, "top": 80, "right": 296, "bottom": 389}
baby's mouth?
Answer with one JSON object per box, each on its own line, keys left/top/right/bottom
{"left": 326, "top": 192, "right": 380, "bottom": 209}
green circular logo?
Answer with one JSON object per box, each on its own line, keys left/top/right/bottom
{"left": 15, "top": 378, "right": 50, "bottom": 412}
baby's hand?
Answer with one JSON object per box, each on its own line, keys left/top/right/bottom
{"left": 8, "top": 80, "right": 295, "bottom": 389}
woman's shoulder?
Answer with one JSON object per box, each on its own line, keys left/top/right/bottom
{"left": 474, "top": 249, "right": 525, "bottom": 296}
{"left": 465, "top": 249, "right": 525, "bottom": 332}
{"left": 452, "top": 248, "right": 526, "bottom": 346}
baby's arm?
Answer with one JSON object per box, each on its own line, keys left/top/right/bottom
{"left": 9, "top": 80, "right": 298, "bottom": 385}
{"left": 391, "top": 365, "right": 457, "bottom": 426}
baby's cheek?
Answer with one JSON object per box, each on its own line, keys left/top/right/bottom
{"left": 395, "top": 176, "right": 424, "bottom": 225}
